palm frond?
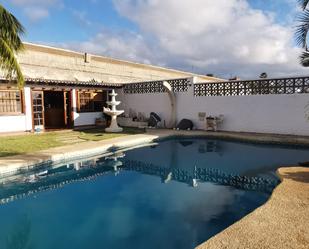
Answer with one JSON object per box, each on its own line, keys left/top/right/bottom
{"left": 0, "top": 4, "right": 25, "bottom": 87}
{"left": 300, "top": 50, "right": 309, "bottom": 66}
{"left": 295, "top": 10, "right": 309, "bottom": 48}
{"left": 0, "top": 4, "right": 25, "bottom": 51}
{"left": 298, "top": 0, "right": 309, "bottom": 10}
{"left": 0, "top": 38, "right": 24, "bottom": 88}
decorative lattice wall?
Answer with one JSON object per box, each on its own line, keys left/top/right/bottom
{"left": 194, "top": 76, "right": 309, "bottom": 97}
{"left": 123, "top": 78, "right": 191, "bottom": 94}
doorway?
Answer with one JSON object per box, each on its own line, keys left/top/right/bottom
{"left": 32, "top": 90, "right": 73, "bottom": 131}
{"left": 44, "top": 91, "right": 64, "bottom": 129}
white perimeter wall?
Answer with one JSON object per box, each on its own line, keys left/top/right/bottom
{"left": 118, "top": 89, "right": 172, "bottom": 128}
{"left": 119, "top": 81, "right": 309, "bottom": 136}
{"left": 1, "top": 84, "right": 308, "bottom": 135}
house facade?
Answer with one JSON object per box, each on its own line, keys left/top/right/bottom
{"left": 0, "top": 43, "right": 217, "bottom": 133}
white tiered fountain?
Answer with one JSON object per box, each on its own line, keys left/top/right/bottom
{"left": 103, "top": 89, "right": 124, "bottom": 133}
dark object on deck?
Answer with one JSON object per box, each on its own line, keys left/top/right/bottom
{"left": 176, "top": 119, "right": 193, "bottom": 130}
{"left": 298, "top": 161, "right": 309, "bottom": 167}
{"left": 148, "top": 112, "right": 161, "bottom": 127}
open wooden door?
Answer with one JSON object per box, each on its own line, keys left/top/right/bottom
{"left": 64, "top": 91, "right": 73, "bottom": 128}
{"left": 32, "top": 91, "right": 44, "bottom": 131}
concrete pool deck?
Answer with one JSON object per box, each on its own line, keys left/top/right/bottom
{"left": 0, "top": 129, "right": 308, "bottom": 248}
{"left": 196, "top": 166, "right": 309, "bottom": 249}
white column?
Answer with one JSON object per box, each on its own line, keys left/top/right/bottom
{"left": 162, "top": 81, "right": 176, "bottom": 128}
{"left": 71, "top": 89, "right": 79, "bottom": 125}
{"left": 24, "top": 87, "right": 33, "bottom": 131}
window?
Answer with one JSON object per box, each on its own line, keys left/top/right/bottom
{"left": 0, "top": 90, "right": 23, "bottom": 114}
{"left": 78, "top": 91, "right": 107, "bottom": 112}
{"left": 79, "top": 92, "right": 92, "bottom": 112}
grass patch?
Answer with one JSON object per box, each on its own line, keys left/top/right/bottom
{"left": 0, "top": 132, "right": 65, "bottom": 157}
{"left": 77, "top": 127, "right": 145, "bottom": 141}
{"left": 0, "top": 127, "right": 145, "bottom": 157}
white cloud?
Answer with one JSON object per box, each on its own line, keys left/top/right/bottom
{"left": 60, "top": 30, "right": 159, "bottom": 65}
{"left": 56, "top": 0, "right": 308, "bottom": 79}
{"left": 10, "top": 0, "right": 59, "bottom": 5}
{"left": 72, "top": 10, "right": 93, "bottom": 27}
{"left": 9, "top": 0, "right": 63, "bottom": 22}
{"left": 110, "top": 0, "right": 307, "bottom": 79}
{"left": 24, "top": 7, "right": 49, "bottom": 22}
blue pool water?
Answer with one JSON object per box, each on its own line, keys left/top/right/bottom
{"left": 0, "top": 138, "right": 309, "bottom": 249}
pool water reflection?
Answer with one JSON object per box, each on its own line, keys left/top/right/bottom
{"left": 0, "top": 138, "right": 308, "bottom": 249}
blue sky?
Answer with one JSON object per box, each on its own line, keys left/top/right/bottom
{"left": 248, "top": 0, "right": 296, "bottom": 23}
{"left": 0, "top": 0, "right": 307, "bottom": 78}
{"left": 1, "top": 0, "right": 136, "bottom": 42}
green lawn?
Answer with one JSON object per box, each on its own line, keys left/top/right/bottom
{"left": 77, "top": 127, "right": 144, "bottom": 141}
{"left": 0, "top": 127, "right": 144, "bottom": 157}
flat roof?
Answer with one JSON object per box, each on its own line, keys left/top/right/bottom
{"left": 22, "top": 42, "right": 224, "bottom": 82}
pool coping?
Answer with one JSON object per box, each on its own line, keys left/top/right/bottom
{"left": 150, "top": 129, "right": 309, "bottom": 147}
{"left": 0, "top": 129, "right": 308, "bottom": 249}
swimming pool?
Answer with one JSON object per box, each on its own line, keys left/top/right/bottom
{"left": 0, "top": 138, "right": 308, "bottom": 249}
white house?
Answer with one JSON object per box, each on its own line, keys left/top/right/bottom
{"left": 0, "top": 43, "right": 218, "bottom": 133}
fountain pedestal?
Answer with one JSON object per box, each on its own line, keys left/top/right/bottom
{"left": 105, "top": 114, "right": 123, "bottom": 132}
{"left": 103, "top": 90, "right": 124, "bottom": 133}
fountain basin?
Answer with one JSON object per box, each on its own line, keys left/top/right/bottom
{"left": 106, "top": 101, "right": 121, "bottom": 106}
{"left": 103, "top": 108, "right": 124, "bottom": 116}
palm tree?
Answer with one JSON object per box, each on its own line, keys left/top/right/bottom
{"left": 295, "top": 1, "right": 309, "bottom": 66}
{"left": 0, "top": 4, "right": 25, "bottom": 87}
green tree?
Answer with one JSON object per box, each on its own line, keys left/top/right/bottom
{"left": 0, "top": 4, "right": 25, "bottom": 87}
